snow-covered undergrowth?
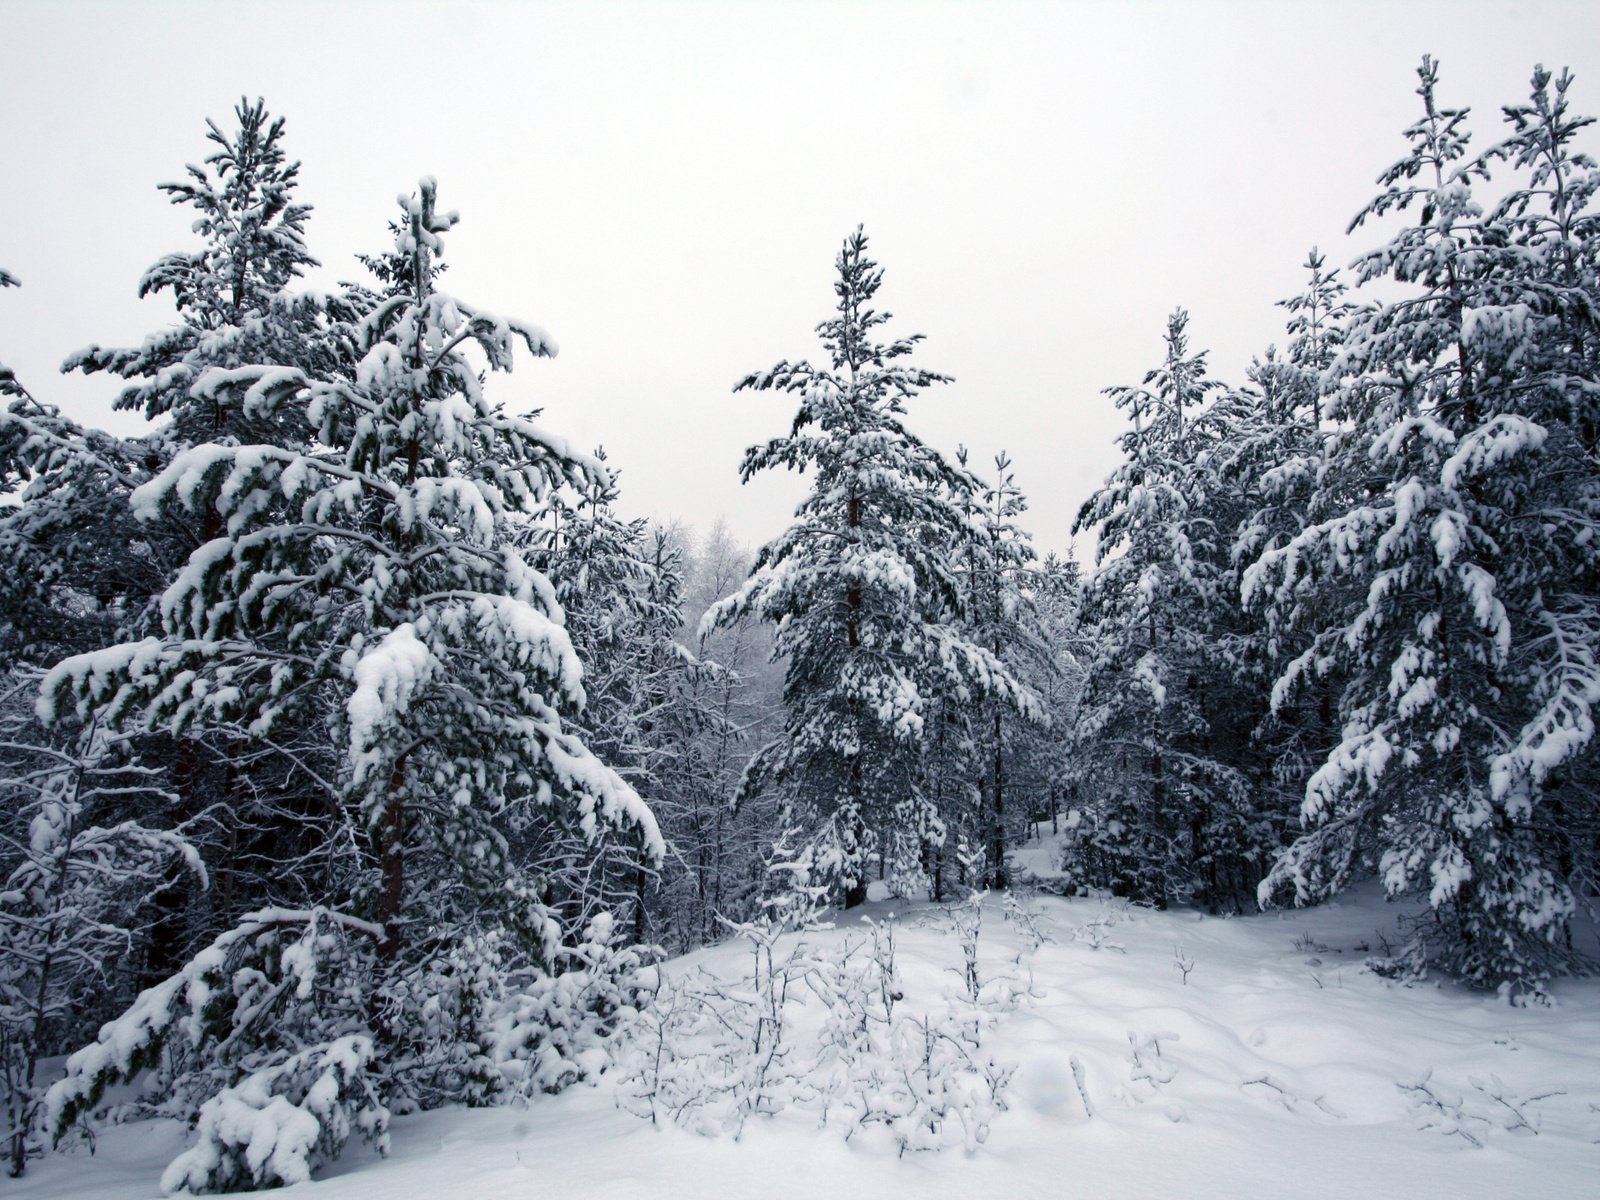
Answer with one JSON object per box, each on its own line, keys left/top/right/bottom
{"left": 15, "top": 850, "right": 1600, "bottom": 1198}
{"left": 617, "top": 886, "right": 1021, "bottom": 1154}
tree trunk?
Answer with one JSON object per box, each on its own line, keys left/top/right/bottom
{"left": 378, "top": 759, "right": 407, "bottom": 961}
{"left": 843, "top": 764, "right": 867, "bottom": 909}
{"left": 842, "top": 484, "right": 867, "bottom": 910}
{"left": 990, "top": 706, "right": 1007, "bottom": 890}
{"left": 633, "top": 851, "right": 649, "bottom": 945}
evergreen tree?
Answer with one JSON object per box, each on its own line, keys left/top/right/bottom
{"left": 956, "top": 450, "right": 1054, "bottom": 889}
{"left": 65, "top": 96, "right": 336, "bottom": 452}
{"left": 1277, "top": 248, "right": 1357, "bottom": 427}
{"left": 1029, "top": 551, "right": 1089, "bottom": 837}
{"left": 706, "top": 228, "right": 1038, "bottom": 906}
{"left": 1471, "top": 64, "right": 1600, "bottom": 909}
{"left": 1248, "top": 59, "right": 1598, "bottom": 995}
{"left": 3, "top": 100, "right": 353, "bottom": 992}
{"left": 0, "top": 267, "right": 159, "bottom": 672}
{"left": 38, "top": 178, "right": 661, "bottom": 1185}
{"left": 1069, "top": 309, "right": 1257, "bottom": 909}
{"left": 523, "top": 461, "right": 700, "bottom": 943}
{"left": 1230, "top": 254, "right": 1361, "bottom": 820}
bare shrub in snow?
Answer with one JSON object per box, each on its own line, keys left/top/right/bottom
{"left": 1124, "top": 1031, "right": 1179, "bottom": 1101}
{"left": 619, "top": 838, "right": 1020, "bottom": 1154}
{"left": 1395, "top": 1069, "right": 1562, "bottom": 1147}
{"left": 1172, "top": 944, "right": 1195, "bottom": 984}
{"left": 1001, "top": 890, "right": 1053, "bottom": 952}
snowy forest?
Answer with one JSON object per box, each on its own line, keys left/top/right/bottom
{"left": 2, "top": 53, "right": 1599, "bottom": 1197}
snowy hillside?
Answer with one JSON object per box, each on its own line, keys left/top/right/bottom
{"left": 16, "top": 838, "right": 1599, "bottom": 1200}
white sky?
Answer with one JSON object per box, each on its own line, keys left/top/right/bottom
{"left": 5, "top": 0, "right": 1598, "bottom": 561}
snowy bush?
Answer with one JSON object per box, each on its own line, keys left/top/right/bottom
{"left": 619, "top": 832, "right": 833, "bottom": 1133}
{"left": 1001, "top": 890, "right": 1054, "bottom": 951}
{"left": 160, "top": 1036, "right": 387, "bottom": 1194}
{"left": 870, "top": 1013, "right": 1014, "bottom": 1154}
{"left": 489, "top": 913, "right": 648, "bottom": 1099}
{"left": 1398, "top": 1069, "right": 1566, "bottom": 1148}
{"left": 43, "top": 907, "right": 384, "bottom": 1145}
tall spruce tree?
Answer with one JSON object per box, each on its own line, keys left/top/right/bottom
{"left": 705, "top": 227, "right": 1039, "bottom": 905}
{"left": 1471, "top": 65, "right": 1600, "bottom": 919}
{"left": 1209, "top": 257, "right": 1362, "bottom": 888}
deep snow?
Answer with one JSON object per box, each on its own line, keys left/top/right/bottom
{"left": 15, "top": 829, "right": 1600, "bottom": 1200}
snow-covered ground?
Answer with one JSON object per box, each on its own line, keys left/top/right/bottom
{"left": 16, "top": 829, "right": 1600, "bottom": 1200}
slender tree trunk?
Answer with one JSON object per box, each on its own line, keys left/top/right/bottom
{"left": 633, "top": 850, "right": 649, "bottom": 945}
{"left": 843, "top": 770, "right": 868, "bottom": 909}
{"left": 842, "top": 485, "right": 868, "bottom": 909}
{"left": 991, "top": 706, "right": 1006, "bottom": 890}
{"left": 1147, "top": 607, "right": 1168, "bottom": 908}
{"left": 378, "top": 758, "right": 407, "bottom": 961}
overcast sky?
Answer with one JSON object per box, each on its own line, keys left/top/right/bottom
{"left": 6, "top": 0, "right": 1598, "bottom": 562}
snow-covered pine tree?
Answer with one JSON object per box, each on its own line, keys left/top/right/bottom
{"left": 65, "top": 97, "right": 335, "bottom": 454}
{"left": 1277, "top": 248, "right": 1357, "bottom": 428}
{"left": 521, "top": 459, "right": 701, "bottom": 943}
{"left": 1203, "top": 256, "right": 1356, "bottom": 876}
{"left": 705, "top": 227, "right": 1039, "bottom": 906}
{"left": 955, "top": 449, "right": 1055, "bottom": 889}
{"left": 0, "top": 265, "right": 160, "bottom": 673}
{"left": 1471, "top": 65, "right": 1600, "bottom": 931}
{"left": 918, "top": 459, "right": 991, "bottom": 899}
{"left": 1030, "top": 551, "right": 1088, "bottom": 837}
{"left": 38, "top": 178, "right": 662, "bottom": 1188}
{"left": 0, "top": 402, "right": 152, "bottom": 672}
{"left": 1190, "top": 260, "right": 1362, "bottom": 908}
{"left": 1069, "top": 309, "right": 1256, "bottom": 909}
{"left": 618, "top": 525, "right": 709, "bottom": 943}
{"left": 1248, "top": 59, "right": 1598, "bottom": 996}
{"left": 4, "top": 100, "right": 356, "bottom": 994}
{"left": 1, "top": 109, "right": 348, "bottom": 1166}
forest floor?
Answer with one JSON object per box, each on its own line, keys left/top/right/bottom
{"left": 15, "top": 827, "right": 1600, "bottom": 1199}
